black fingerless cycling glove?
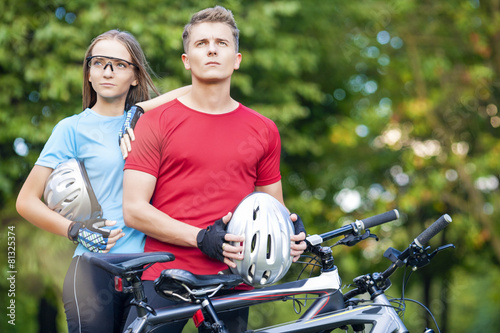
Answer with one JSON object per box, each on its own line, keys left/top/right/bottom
{"left": 196, "top": 218, "right": 227, "bottom": 262}
{"left": 118, "top": 105, "right": 145, "bottom": 144}
{"left": 291, "top": 213, "right": 307, "bottom": 236}
{"left": 67, "top": 218, "right": 111, "bottom": 253}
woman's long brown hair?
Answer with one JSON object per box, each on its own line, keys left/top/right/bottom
{"left": 82, "top": 29, "right": 160, "bottom": 110}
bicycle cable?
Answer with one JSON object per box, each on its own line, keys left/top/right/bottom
{"left": 403, "top": 266, "right": 442, "bottom": 333}
{"left": 292, "top": 254, "right": 321, "bottom": 314}
{"left": 402, "top": 298, "right": 441, "bottom": 333}
{"left": 400, "top": 266, "right": 413, "bottom": 320}
{"left": 295, "top": 255, "right": 322, "bottom": 269}
{"left": 386, "top": 295, "right": 405, "bottom": 313}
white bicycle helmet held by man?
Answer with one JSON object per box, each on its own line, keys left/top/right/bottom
{"left": 226, "top": 192, "right": 305, "bottom": 286}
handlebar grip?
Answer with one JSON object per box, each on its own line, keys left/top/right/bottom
{"left": 414, "top": 214, "right": 452, "bottom": 247}
{"left": 361, "top": 209, "right": 400, "bottom": 229}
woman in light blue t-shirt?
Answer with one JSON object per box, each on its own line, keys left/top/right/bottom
{"left": 16, "top": 29, "right": 189, "bottom": 333}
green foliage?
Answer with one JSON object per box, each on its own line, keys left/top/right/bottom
{"left": 1, "top": 0, "right": 500, "bottom": 332}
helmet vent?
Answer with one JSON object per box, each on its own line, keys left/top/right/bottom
{"left": 64, "top": 191, "right": 79, "bottom": 203}
{"left": 251, "top": 234, "right": 257, "bottom": 252}
{"left": 248, "top": 264, "right": 255, "bottom": 278}
{"left": 266, "top": 234, "right": 272, "bottom": 259}
{"left": 252, "top": 206, "right": 260, "bottom": 220}
{"left": 260, "top": 270, "right": 271, "bottom": 285}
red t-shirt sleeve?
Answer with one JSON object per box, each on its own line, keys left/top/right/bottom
{"left": 255, "top": 117, "right": 282, "bottom": 186}
{"left": 124, "top": 107, "right": 163, "bottom": 177}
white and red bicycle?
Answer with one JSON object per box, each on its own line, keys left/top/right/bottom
{"left": 83, "top": 209, "right": 454, "bottom": 333}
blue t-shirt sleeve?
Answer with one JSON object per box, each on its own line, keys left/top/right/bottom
{"left": 36, "top": 116, "right": 78, "bottom": 169}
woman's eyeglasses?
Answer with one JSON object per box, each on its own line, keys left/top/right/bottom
{"left": 86, "top": 55, "right": 138, "bottom": 72}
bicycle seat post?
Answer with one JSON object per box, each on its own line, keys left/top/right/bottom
{"left": 126, "top": 274, "right": 156, "bottom": 318}
{"left": 131, "top": 275, "right": 146, "bottom": 301}
{"left": 199, "top": 295, "right": 228, "bottom": 333}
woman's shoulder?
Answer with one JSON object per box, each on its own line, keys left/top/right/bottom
{"left": 52, "top": 110, "right": 83, "bottom": 128}
{"left": 57, "top": 108, "right": 90, "bottom": 122}
{"left": 56, "top": 108, "right": 105, "bottom": 126}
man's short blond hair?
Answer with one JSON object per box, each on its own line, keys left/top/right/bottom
{"left": 182, "top": 6, "right": 240, "bottom": 52}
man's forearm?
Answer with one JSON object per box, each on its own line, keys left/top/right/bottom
{"left": 123, "top": 202, "right": 199, "bottom": 247}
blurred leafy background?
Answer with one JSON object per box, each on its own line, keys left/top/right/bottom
{"left": 1, "top": 0, "right": 499, "bottom": 332}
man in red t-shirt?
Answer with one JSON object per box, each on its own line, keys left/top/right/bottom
{"left": 123, "top": 6, "right": 306, "bottom": 332}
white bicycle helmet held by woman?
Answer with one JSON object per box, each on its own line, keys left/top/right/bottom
{"left": 227, "top": 192, "right": 294, "bottom": 287}
{"left": 43, "top": 158, "right": 102, "bottom": 221}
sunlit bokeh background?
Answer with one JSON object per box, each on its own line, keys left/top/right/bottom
{"left": 1, "top": 0, "right": 499, "bottom": 332}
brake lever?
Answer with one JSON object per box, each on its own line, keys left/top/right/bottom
{"left": 406, "top": 243, "right": 455, "bottom": 270}
{"left": 337, "top": 230, "right": 379, "bottom": 247}
{"left": 428, "top": 243, "right": 455, "bottom": 260}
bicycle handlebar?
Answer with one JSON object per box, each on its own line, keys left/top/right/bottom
{"left": 391, "top": 214, "right": 453, "bottom": 271}
{"left": 344, "top": 213, "right": 453, "bottom": 302}
{"left": 306, "top": 209, "right": 400, "bottom": 247}
{"left": 361, "top": 209, "right": 399, "bottom": 229}
{"left": 414, "top": 214, "right": 452, "bottom": 247}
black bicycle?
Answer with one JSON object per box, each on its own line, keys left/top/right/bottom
{"left": 82, "top": 209, "right": 453, "bottom": 332}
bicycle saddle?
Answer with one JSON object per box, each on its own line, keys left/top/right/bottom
{"left": 155, "top": 269, "right": 244, "bottom": 301}
{"left": 81, "top": 252, "right": 175, "bottom": 277}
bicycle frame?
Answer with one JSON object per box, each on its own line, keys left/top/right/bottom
{"left": 83, "top": 210, "right": 451, "bottom": 333}
{"left": 126, "top": 267, "right": 409, "bottom": 333}
{"left": 266, "top": 296, "right": 407, "bottom": 333}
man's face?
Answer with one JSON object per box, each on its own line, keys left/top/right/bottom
{"left": 182, "top": 22, "right": 242, "bottom": 83}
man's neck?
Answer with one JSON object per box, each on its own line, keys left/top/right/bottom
{"left": 178, "top": 80, "right": 239, "bottom": 114}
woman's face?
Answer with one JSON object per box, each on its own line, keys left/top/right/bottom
{"left": 88, "top": 39, "right": 138, "bottom": 105}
